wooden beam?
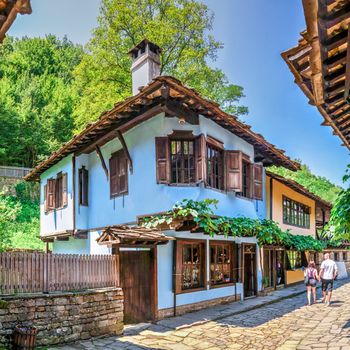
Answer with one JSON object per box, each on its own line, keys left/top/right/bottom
{"left": 321, "top": 3, "right": 350, "bottom": 30}
{"left": 116, "top": 130, "right": 133, "bottom": 174}
{"left": 163, "top": 100, "right": 199, "bottom": 125}
{"left": 344, "top": 28, "right": 350, "bottom": 101}
{"left": 95, "top": 144, "right": 109, "bottom": 180}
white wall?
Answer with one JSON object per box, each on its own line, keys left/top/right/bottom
{"left": 157, "top": 230, "right": 262, "bottom": 311}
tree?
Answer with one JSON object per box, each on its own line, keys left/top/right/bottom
{"left": 268, "top": 162, "right": 342, "bottom": 204}
{"left": 73, "top": 0, "right": 248, "bottom": 131}
{"left": 0, "top": 36, "right": 84, "bottom": 167}
{"left": 327, "top": 165, "right": 350, "bottom": 241}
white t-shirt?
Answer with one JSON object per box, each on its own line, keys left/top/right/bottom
{"left": 321, "top": 259, "right": 338, "bottom": 280}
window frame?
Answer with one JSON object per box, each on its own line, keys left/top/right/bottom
{"left": 283, "top": 196, "right": 311, "bottom": 229}
{"left": 286, "top": 250, "right": 303, "bottom": 270}
{"left": 175, "top": 239, "right": 206, "bottom": 293}
{"left": 238, "top": 155, "right": 253, "bottom": 199}
{"left": 206, "top": 141, "right": 224, "bottom": 191}
{"left": 209, "top": 241, "right": 235, "bottom": 287}
{"left": 169, "top": 138, "right": 196, "bottom": 185}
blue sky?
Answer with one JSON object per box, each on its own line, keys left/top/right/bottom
{"left": 9, "top": 0, "right": 349, "bottom": 186}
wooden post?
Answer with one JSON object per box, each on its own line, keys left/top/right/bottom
{"left": 112, "top": 246, "right": 120, "bottom": 287}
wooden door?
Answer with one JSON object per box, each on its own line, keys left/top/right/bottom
{"left": 243, "top": 244, "right": 257, "bottom": 298}
{"left": 120, "top": 250, "right": 153, "bottom": 323}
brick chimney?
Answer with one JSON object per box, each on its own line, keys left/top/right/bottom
{"left": 128, "top": 39, "right": 162, "bottom": 95}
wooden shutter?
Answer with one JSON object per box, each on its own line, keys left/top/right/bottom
{"left": 175, "top": 240, "right": 183, "bottom": 294}
{"left": 79, "top": 167, "right": 89, "bottom": 206}
{"left": 44, "top": 185, "right": 48, "bottom": 213}
{"left": 224, "top": 151, "right": 242, "bottom": 192}
{"left": 47, "top": 178, "right": 56, "bottom": 211}
{"left": 110, "top": 154, "right": 119, "bottom": 197}
{"left": 62, "top": 173, "right": 68, "bottom": 207}
{"left": 118, "top": 153, "right": 128, "bottom": 195}
{"left": 155, "top": 137, "right": 170, "bottom": 184}
{"left": 195, "top": 134, "right": 206, "bottom": 184}
{"left": 253, "top": 164, "right": 263, "bottom": 200}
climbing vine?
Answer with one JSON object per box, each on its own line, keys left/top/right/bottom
{"left": 142, "top": 199, "right": 326, "bottom": 252}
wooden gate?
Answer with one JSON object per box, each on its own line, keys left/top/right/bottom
{"left": 119, "top": 249, "right": 157, "bottom": 323}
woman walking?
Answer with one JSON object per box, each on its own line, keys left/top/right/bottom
{"left": 304, "top": 261, "right": 319, "bottom": 305}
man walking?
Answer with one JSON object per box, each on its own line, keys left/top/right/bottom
{"left": 319, "top": 253, "right": 338, "bottom": 306}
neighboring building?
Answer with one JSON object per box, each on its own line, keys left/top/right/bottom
{"left": 264, "top": 171, "right": 332, "bottom": 289}
{"left": 282, "top": 0, "right": 350, "bottom": 150}
{"left": 0, "top": 0, "right": 32, "bottom": 43}
{"left": 0, "top": 165, "right": 32, "bottom": 193}
{"left": 25, "top": 39, "right": 299, "bottom": 323}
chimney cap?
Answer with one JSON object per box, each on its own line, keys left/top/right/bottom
{"left": 128, "top": 38, "right": 162, "bottom": 57}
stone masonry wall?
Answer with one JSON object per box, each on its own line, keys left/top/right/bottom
{"left": 0, "top": 288, "right": 123, "bottom": 347}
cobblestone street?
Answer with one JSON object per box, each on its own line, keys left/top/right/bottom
{"left": 52, "top": 282, "right": 350, "bottom": 350}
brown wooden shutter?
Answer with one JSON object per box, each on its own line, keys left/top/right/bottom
{"left": 62, "top": 173, "right": 68, "bottom": 207}
{"left": 175, "top": 240, "right": 183, "bottom": 294}
{"left": 44, "top": 185, "right": 48, "bottom": 213}
{"left": 83, "top": 167, "right": 88, "bottom": 205}
{"left": 79, "top": 167, "right": 89, "bottom": 206}
{"left": 155, "top": 137, "right": 170, "bottom": 184}
{"left": 110, "top": 155, "right": 118, "bottom": 196}
{"left": 224, "top": 151, "right": 242, "bottom": 192}
{"left": 195, "top": 134, "right": 206, "bottom": 184}
{"left": 47, "top": 179, "right": 56, "bottom": 211}
{"left": 118, "top": 153, "right": 128, "bottom": 195}
{"left": 253, "top": 164, "right": 263, "bottom": 200}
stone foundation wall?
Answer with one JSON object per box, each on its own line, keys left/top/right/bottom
{"left": 158, "top": 294, "right": 241, "bottom": 319}
{"left": 0, "top": 288, "right": 123, "bottom": 347}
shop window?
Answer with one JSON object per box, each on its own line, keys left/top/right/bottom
{"left": 210, "top": 242, "right": 237, "bottom": 285}
{"left": 286, "top": 250, "right": 303, "bottom": 270}
{"left": 175, "top": 240, "right": 205, "bottom": 293}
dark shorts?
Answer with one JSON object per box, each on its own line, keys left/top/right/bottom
{"left": 306, "top": 278, "right": 317, "bottom": 287}
{"left": 321, "top": 279, "right": 334, "bottom": 292}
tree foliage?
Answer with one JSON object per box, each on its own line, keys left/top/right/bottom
{"left": 0, "top": 183, "right": 42, "bottom": 252}
{"left": 73, "top": 0, "right": 248, "bottom": 131}
{"left": 143, "top": 199, "right": 326, "bottom": 251}
{"left": 327, "top": 165, "right": 350, "bottom": 242}
{"left": 0, "top": 35, "right": 84, "bottom": 167}
{"left": 268, "top": 162, "right": 342, "bottom": 204}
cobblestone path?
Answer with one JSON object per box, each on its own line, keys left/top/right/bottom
{"left": 52, "top": 282, "right": 350, "bottom": 350}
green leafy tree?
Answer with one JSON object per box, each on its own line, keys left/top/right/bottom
{"left": 0, "top": 35, "right": 84, "bottom": 167}
{"left": 73, "top": 0, "right": 248, "bottom": 131}
{"left": 327, "top": 165, "right": 350, "bottom": 242}
{"left": 268, "top": 162, "right": 342, "bottom": 204}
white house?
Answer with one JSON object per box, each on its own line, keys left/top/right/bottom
{"left": 25, "top": 39, "right": 299, "bottom": 323}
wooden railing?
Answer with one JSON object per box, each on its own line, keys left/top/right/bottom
{"left": 0, "top": 253, "right": 118, "bottom": 295}
{"left": 0, "top": 166, "right": 32, "bottom": 179}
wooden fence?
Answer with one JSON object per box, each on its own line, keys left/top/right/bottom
{"left": 0, "top": 166, "right": 32, "bottom": 179}
{"left": 0, "top": 253, "right": 118, "bottom": 295}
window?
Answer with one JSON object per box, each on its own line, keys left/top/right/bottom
{"left": 241, "top": 160, "right": 252, "bottom": 198}
{"left": 170, "top": 139, "right": 195, "bottom": 184}
{"left": 78, "top": 166, "right": 88, "bottom": 206}
{"left": 283, "top": 196, "right": 310, "bottom": 228}
{"left": 207, "top": 144, "right": 224, "bottom": 190}
{"left": 343, "top": 252, "right": 347, "bottom": 261}
{"left": 286, "top": 250, "right": 302, "bottom": 270}
{"left": 44, "top": 173, "right": 68, "bottom": 212}
{"left": 155, "top": 136, "right": 263, "bottom": 200}
{"left": 175, "top": 240, "right": 205, "bottom": 292}
{"left": 210, "top": 242, "right": 235, "bottom": 285}
{"left": 110, "top": 150, "right": 128, "bottom": 197}
{"left": 334, "top": 252, "right": 338, "bottom": 261}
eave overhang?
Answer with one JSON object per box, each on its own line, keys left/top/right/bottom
{"left": 282, "top": 0, "right": 350, "bottom": 150}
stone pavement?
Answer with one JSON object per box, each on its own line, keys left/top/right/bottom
{"left": 50, "top": 280, "right": 350, "bottom": 350}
